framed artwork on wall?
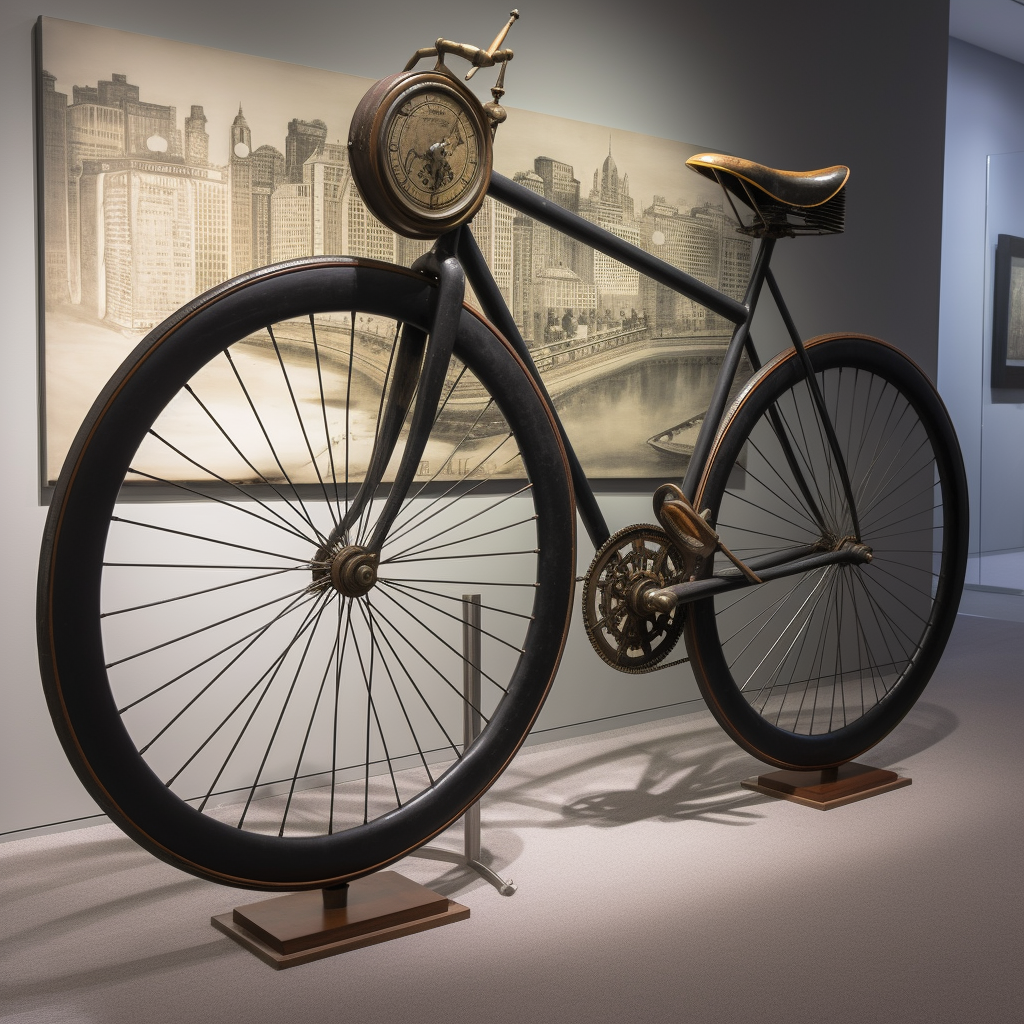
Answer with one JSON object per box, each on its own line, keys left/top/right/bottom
{"left": 992, "top": 233, "right": 1024, "bottom": 388}
{"left": 35, "top": 16, "right": 753, "bottom": 497}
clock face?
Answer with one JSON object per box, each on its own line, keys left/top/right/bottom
{"left": 382, "top": 86, "right": 484, "bottom": 216}
{"left": 349, "top": 69, "right": 494, "bottom": 238}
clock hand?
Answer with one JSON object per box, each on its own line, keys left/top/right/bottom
{"left": 428, "top": 140, "right": 453, "bottom": 192}
{"left": 404, "top": 147, "right": 428, "bottom": 177}
{"left": 442, "top": 123, "right": 465, "bottom": 153}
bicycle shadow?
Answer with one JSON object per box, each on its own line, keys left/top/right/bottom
{"left": 0, "top": 701, "right": 960, "bottom": 1006}
{"left": 499, "top": 720, "right": 765, "bottom": 830}
{"left": 490, "top": 698, "right": 960, "bottom": 832}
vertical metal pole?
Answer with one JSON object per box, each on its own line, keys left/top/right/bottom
{"left": 462, "top": 595, "right": 482, "bottom": 865}
{"left": 461, "top": 594, "right": 516, "bottom": 896}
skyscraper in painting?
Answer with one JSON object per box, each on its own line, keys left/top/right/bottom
{"left": 251, "top": 144, "right": 284, "bottom": 269}
{"left": 285, "top": 118, "right": 328, "bottom": 183}
{"left": 579, "top": 146, "right": 641, "bottom": 317}
{"left": 45, "top": 71, "right": 229, "bottom": 330}
{"left": 184, "top": 105, "right": 209, "bottom": 167}
{"left": 229, "top": 106, "right": 253, "bottom": 276}
{"left": 39, "top": 64, "right": 750, "bottom": 348}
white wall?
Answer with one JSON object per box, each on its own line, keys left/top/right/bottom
{"left": 939, "top": 37, "right": 1024, "bottom": 572}
{"left": 0, "top": 0, "right": 950, "bottom": 836}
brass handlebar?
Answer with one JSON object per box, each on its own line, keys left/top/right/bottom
{"left": 466, "top": 9, "right": 520, "bottom": 79}
{"left": 403, "top": 40, "right": 514, "bottom": 73}
{"left": 403, "top": 9, "right": 520, "bottom": 80}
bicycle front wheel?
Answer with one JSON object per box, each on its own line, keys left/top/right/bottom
{"left": 686, "top": 335, "right": 968, "bottom": 769}
{"left": 38, "top": 257, "right": 575, "bottom": 889}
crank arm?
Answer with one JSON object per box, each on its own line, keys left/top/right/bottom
{"left": 362, "top": 250, "right": 465, "bottom": 555}
{"left": 643, "top": 541, "right": 872, "bottom": 612}
{"left": 654, "top": 482, "right": 762, "bottom": 584}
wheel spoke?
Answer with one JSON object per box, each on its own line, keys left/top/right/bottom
{"left": 47, "top": 263, "right": 572, "bottom": 888}
{"left": 693, "top": 339, "right": 962, "bottom": 758}
{"left": 224, "top": 347, "right": 326, "bottom": 543}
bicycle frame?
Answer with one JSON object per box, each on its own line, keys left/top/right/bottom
{"left": 466, "top": 171, "right": 863, "bottom": 562}
{"left": 336, "top": 167, "right": 870, "bottom": 608}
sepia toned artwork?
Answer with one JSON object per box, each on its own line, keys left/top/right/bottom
{"left": 36, "top": 17, "right": 753, "bottom": 488}
{"left": 1005, "top": 258, "right": 1024, "bottom": 363}
{"left": 992, "top": 234, "right": 1024, "bottom": 388}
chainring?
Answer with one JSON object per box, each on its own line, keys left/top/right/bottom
{"left": 582, "top": 524, "right": 688, "bottom": 674}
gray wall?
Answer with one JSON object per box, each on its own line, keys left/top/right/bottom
{"left": 939, "top": 37, "right": 1024, "bottom": 569}
{"left": 0, "top": 0, "right": 950, "bottom": 836}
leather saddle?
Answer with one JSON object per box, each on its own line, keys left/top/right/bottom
{"left": 686, "top": 152, "right": 849, "bottom": 238}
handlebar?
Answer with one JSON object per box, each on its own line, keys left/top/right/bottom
{"left": 403, "top": 9, "right": 520, "bottom": 80}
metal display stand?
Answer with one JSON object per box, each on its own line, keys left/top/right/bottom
{"left": 740, "top": 762, "right": 910, "bottom": 810}
{"left": 460, "top": 594, "right": 517, "bottom": 896}
{"left": 208, "top": 595, "right": 513, "bottom": 966}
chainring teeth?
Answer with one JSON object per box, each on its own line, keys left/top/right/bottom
{"left": 582, "top": 524, "right": 687, "bottom": 674}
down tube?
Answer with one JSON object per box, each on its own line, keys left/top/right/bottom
{"left": 456, "top": 228, "right": 610, "bottom": 549}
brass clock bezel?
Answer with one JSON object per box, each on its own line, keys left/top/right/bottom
{"left": 348, "top": 68, "right": 494, "bottom": 240}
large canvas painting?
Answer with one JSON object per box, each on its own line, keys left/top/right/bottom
{"left": 36, "top": 17, "right": 753, "bottom": 488}
{"left": 992, "top": 233, "right": 1024, "bottom": 388}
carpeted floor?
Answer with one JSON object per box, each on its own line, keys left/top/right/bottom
{"left": 1, "top": 613, "right": 1021, "bottom": 1024}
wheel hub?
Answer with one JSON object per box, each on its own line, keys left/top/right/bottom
{"left": 313, "top": 544, "right": 378, "bottom": 597}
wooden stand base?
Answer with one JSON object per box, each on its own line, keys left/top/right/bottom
{"left": 212, "top": 871, "right": 469, "bottom": 969}
{"left": 741, "top": 761, "right": 911, "bottom": 810}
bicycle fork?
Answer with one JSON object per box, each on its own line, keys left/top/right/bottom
{"left": 315, "top": 232, "right": 465, "bottom": 594}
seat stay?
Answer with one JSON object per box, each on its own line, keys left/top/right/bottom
{"left": 765, "top": 268, "right": 862, "bottom": 540}
{"left": 741, "top": 333, "right": 831, "bottom": 538}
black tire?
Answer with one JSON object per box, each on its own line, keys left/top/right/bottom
{"left": 38, "top": 257, "right": 575, "bottom": 889}
{"left": 685, "top": 335, "right": 968, "bottom": 769}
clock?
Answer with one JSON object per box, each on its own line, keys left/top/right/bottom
{"left": 349, "top": 68, "right": 494, "bottom": 239}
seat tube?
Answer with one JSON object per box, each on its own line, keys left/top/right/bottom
{"left": 681, "top": 237, "right": 775, "bottom": 501}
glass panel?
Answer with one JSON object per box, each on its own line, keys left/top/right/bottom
{"left": 979, "top": 152, "right": 1024, "bottom": 591}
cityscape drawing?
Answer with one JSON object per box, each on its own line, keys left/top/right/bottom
{"left": 37, "top": 17, "right": 753, "bottom": 484}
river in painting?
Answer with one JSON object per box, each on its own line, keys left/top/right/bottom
{"left": 551, "top": 345, "right": 742, "bottom": 480}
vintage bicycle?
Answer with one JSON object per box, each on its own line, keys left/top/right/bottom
{"left": 38, "top": 13, "right": 968, "bottom": 891}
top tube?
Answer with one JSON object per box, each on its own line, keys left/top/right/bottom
{"left": 488, "top": 171, "right": 750, "bottom": 326}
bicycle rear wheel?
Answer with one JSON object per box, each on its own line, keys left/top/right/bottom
{"left": 38, "top": 257, "right": 575, "bottom": 889}
{"left": 686, "top": 335, "right": 968, "bottom": 769}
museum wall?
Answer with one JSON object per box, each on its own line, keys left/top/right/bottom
{"left": 0, "top": 0, "right": 950, "bottom": 837}
{"left": 939, "top": 37, "right": 1024, "bottom": 574}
